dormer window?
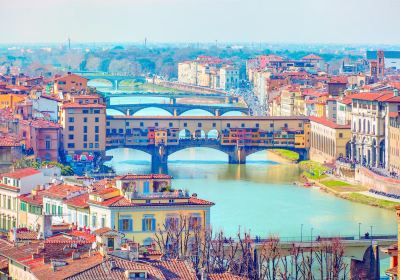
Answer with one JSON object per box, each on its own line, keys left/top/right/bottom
{"left": 125, "top": 271, "right": 147, "bottom": 279}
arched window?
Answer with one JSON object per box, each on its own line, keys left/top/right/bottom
{"left": 358, "top": 119, "right": 361, "bottom": 132}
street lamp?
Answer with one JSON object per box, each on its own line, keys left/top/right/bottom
{"left": 358, "top": 222, "right": 362, "bottom": 240}
{"left": 300, "top": 224, "right": 303, "bottom": 242}
{"left": 311, "top": 227, "right": 314, "bottom": 244}
{"left": 370, "top": 225, "right": 373, "bottom": 245}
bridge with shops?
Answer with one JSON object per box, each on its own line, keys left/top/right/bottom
{"left": 105, "top": 116, "right": 310, "bottom": 172}
{"left": 106, "top": 102, "right": 249, "bottom": 116}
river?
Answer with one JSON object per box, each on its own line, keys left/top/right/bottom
{"left": 102, "top": 87, "right": 396, "bottom": 276}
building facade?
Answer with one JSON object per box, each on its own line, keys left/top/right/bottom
{"left": 310, "top": 116, "right": 351, "bottom": 164}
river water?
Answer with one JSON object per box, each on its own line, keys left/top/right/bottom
{"left": 102, "top": 87, "right": 396, "bottom": 276}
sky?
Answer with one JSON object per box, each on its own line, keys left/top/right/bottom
{"left": 1, "top": 0, "right": 400, "bottom": 44}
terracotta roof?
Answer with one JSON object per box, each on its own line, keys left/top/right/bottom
{"left": 89, "top": 194, "right": 214, "bottom": 208}
{"left": 309, "top": 116, "right": 351, "bottom": 129}
{"left": 41, "top": 94, "right": 62, "bottom": 102}
{"left": 45, "top": 231, "right": 95, "bottom": 245}
{"left": 65, "top": 193, "right": 89, "bottom": 208}
{"left": 65, "top": 258, "right": 197, "bottom": 280}
{"left": 92, "top": 227, "right": 116, "bottom": 236}
{"left": 1, "top": 168, "right": 41, "bottom": 179}
{"left": 389, "top": 112, "right": 399, "bottom": 118}
{"left": 19, "top": 190, "right": 45, "bottom": 206}
{"left": 302, "top": 54, "right": 323, "bottom": 60}
{"left": 351, "top": 92, "right": 394, "bottom": 102}
{"left": 62, "top": 103, "right": 105, "bottom": 109}
{"left": 10, "top": 228, "right": 38, "bottom": 240}
{"left": 0, "top": 135, "right": 21, "bottom": 147}
{"left": 42, "top": 184, "right": 85, "bottom": 200}
{"left": 209, "top": 272, "right": 250, "bottom": 280}
{"left": 20, "top": 119, "right": 61, "bottom": 129}
{"left": 32, "top": 252, "right": 103, "bottom": 280}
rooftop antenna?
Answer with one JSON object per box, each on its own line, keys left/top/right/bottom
{"left": 144, "top": 37, "right": 147, "bottom": 48}
{"left": 68, "top": 37, "right": 71, "bottom": 50}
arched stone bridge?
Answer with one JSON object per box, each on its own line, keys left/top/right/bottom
{"left": 106, "top": 103, "right": 249, "bottom": 116}
{"left": 105, "top": 115, "right": 311, "bottom": 173}
{"left": 74, "top": 72, "right": 146, "bottom": 90}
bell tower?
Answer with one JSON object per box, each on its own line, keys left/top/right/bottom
{"left": 377, "top": 50, "right": 385, "bottom": 79}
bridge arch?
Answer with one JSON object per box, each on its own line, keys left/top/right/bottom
{"left": 221, "top": 110, "right": 247, "bottom": 116}
{"left": 132, "top": 107, "right": 173, "bottom": 116}
{"left": 179, "top": 108, "right": 215, "bottom": 116}
{"left": 106, "top": 108, "right": 126, "bottom": 116}
{"left": 207, "top": 129, "right": 219, "bottom": 139}
{"left": 178, "top": 129, "right": 191, "bottom": 139}
{"left": 87, "top": 78, "right": 114, "bottom": 88}
{"left": 194, "top": 129, "right": 206, "bottom": 139}
{"left": 168, "top": 146, "right": 228, "bottom": 162}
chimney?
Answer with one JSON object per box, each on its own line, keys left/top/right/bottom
{"left": 110, "top": 260, "right": 117, "bottom": 270}
{"left": 72, "top": 251, "right": 80, "bottom": 260}
{"left": 394, "top": 89, "right": 399, "bottom": 97}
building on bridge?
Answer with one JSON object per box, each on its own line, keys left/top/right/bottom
{"left": 105, "top": 116, "right": 311, "bottom": 172}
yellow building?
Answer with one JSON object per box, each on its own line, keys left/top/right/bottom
{"left": 18, "top": 187, "right": 46, "bottom": 232}
{"left": 309, "top": 116, "right": 351, "bottom": 164}
{"left": 389, "top": 114, "right": 400, "bottom": 174}
{"left": 315, "top": 101, "right": 327, "bottom": 118}
{"left": 87, "top": 174, "right": 214, "bottom": 245}
{"left": 0, "top": 93, "right": 26, "bottom": 110}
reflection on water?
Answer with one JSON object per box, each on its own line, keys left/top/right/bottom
{"left": 105, "top": 148, "right": 396, "bottom": 239}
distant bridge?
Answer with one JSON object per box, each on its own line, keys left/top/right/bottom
{"left": 101, "top": 91, "right": 239, "bottom": 103}
{"left": 106, "top": 102, "right": 248, "bottom": 116}
{"left": 105, "top": 116, "right": 311, "bottom": 173}
{"left": 74, "top": 71, "right": 146, "bottom": 90}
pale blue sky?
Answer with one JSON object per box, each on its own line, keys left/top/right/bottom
{"left": 1, "top": 0, "right": 399, "bottom": 44}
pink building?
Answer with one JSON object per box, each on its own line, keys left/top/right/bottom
{"left": 19, "top": 119, "right": 61, "bottom": 162}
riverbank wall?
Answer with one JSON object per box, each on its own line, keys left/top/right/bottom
{"left": 355, "top": 167, "right": 400, "bottom": 196}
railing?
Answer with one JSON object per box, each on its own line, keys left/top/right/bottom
{"left": 125, "top": 191, "right": 190, "bottom": 199}
{"left": 250, "top": 234, "right": 397, "bottom": 244}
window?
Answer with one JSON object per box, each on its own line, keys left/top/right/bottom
{"left": 142, "top": 217, "right": 156, "bottom": 232}
{"left": 155, "top": 122, "right": 158, "bottom": 127}
{"left": 89, "top": 143, "right": 93, "bottom": 148}
{"left": 45, "top": 203, "right": 50, "bottom": 214}
{"left": 165, "top": 216, "right": 179, "bottom": 230}
{"left": 119, "top": 218, "right": 133, "bottom": 232}
{"left": 213, "top": 123, "right": 216, "bottom": 128}
{"left": 67, "top": 143, "right": 75, "bottom": 148}
{"left": 339, "top": 133, "right": 343, "bottom": 138}
{"left": 83, "top": 135, "right": 87, "bottom": 142}
{"left": 58, "top": 206, "right": 63, "bottom": 216}
{"left": 83, "top": 126, "right": 88, "bottom": 133}
{"left": 45, "top": 136, "right": 51, "bottom": 149}
{"left": 256, "top": 123, "right": 259, "bottom": 128}
{"left": 198, "top": 123, "right": 202, "bottom": 128}
{"left": 83, "top": 117, "right": 87, "bottom": 123}
{"left": 95, "top": 135, "right": 99, "bottom": 142}
{"left": 184, "top": 123, "right": 187, "bottom": 127}
{"left": 92, "top": 214, "right": 97, "bottom": 227}
{"left": 94, "top": 109, "right": 100, "bottom": 114}
{"left": 20, "top": 202, "right": 27, "bottom": 211}
{"left": 189, "top": 215, "right": 202, "bottom": 230}
{"left": 101, "top": 216, "right": 106, "bottom": 228}
{"left": 83, "top": 143, "right": 87, "bottom": 148}
{"left": 169, "top": 122, "right": 173, "bottom": 127}
{"left": 68, "top": 134, "right": 74, "bottom": 140}
{"left": 68, "top": 117, "right": 74, "bottom": 122}
{"left": 95, "top": 126, "right": 99, "bottom": 133}
{"left": 68, "top": 126, "right": 74, "bottom": 131}
{"left": 51, "top": 205, "right": 56, "bottom": 215}
{"left": 107, "top": 238, "right": 114, "bottom": 248}
{"left": 82, "top": 109, "right": 89, "bottom": 114}
{"left": 270, "top": 123, "right": 274, "bottom": 128}
{"left": 227, "top": 123, "right": 230, "bottom": 128}
{"left": 241, "top": 123, "right": 245, "bottom": 128}
{"left": 143, "top": 181, "right": 150, "bottom": 193}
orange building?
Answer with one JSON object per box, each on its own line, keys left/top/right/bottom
{"left": 53, "top": 72, "right": 88, "bottom": 94}
{"left": 60, "top": 94, "right": 106, "bottom": 156}
{"left": 0, "top": 93, "right": 26, "bottom": 110}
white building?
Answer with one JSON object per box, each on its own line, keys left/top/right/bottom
{"left": 219, "top": 66, "right": 239, "bottom": 91}
{"left": 0, "top": 168, "right": 46, "bottom": 232}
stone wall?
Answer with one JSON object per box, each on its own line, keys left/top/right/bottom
{"left": 355, "top": 167, "right": 400, "bottom": 195}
